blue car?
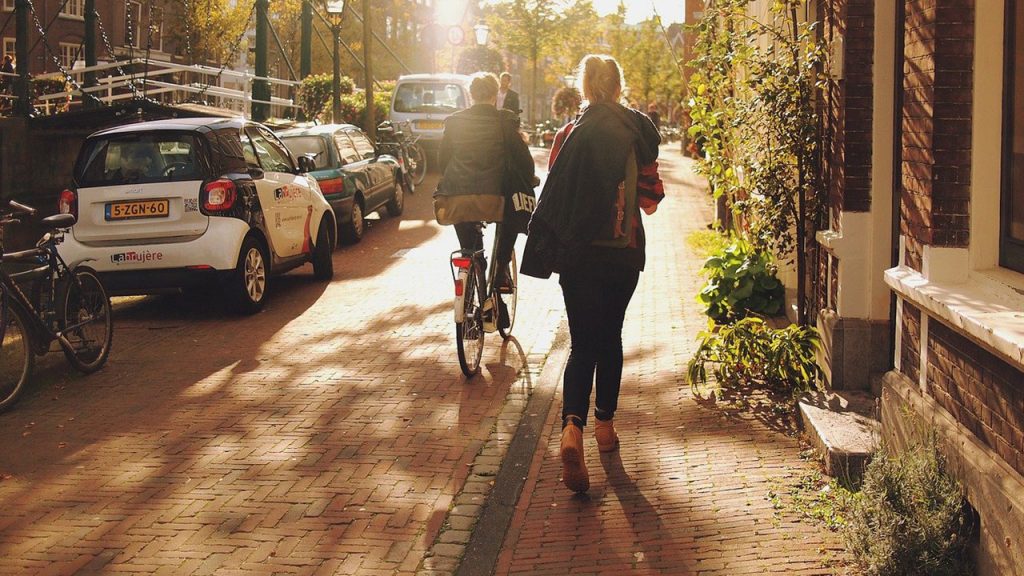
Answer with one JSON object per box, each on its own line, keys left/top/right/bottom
{"left": 280, "top": 124, "right": 406, "bottom": 243}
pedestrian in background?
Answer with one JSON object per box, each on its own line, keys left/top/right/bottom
{"left": 647, "top": 102, "right": 661, "bottom": 131}
{"left": 497, "top": 72, "right": 521, "bottom": 116}
{"left": 522, "top": 54, "right": 663, "bottom": 493}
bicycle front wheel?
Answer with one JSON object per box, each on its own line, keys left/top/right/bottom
{"left": 497, "top": 250, "right": 518, "bottom": 339}
{"left": 59, "top": 268, "right": 113, "bottom": 373}
{"left": 0, "top": 300, "right": 34, "bottom": 412}
{"left": 456, "top": 268, "right": 484, "bottom": 377}
{"left": 408, "top": 143, "right": 427, "bottom": 185}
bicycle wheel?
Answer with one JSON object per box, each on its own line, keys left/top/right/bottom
{"left": 497, "top": 250, "right": 518, "bottom": 339}
{"left": 0, "top": 298, "right": 34, "bottom": 412}
{"left": 58, "top": 268, "right": 113, "bottom": 373}
{"left": 456, "top": 266, "right": 484, "bottom": 377}
{"left": 408, "top": 143, "right": 427, "bottom": 185}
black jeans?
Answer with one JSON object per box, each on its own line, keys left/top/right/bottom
{"left": 559, "top": 264, "right": 640, "bottom": 427}
{"left": 455, "top": 221, "right": 517, "bottom": 284}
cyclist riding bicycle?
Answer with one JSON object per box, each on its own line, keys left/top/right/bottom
{"left": 433, "top": 72, "right": 535, "bottom": 329}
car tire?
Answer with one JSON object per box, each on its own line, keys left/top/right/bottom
{"left": 339, "top": 199, "right": 365, "bottom": 244}
{"left": 386, "top": 180, "right": 405, "bottom": 217}
{"left": 226, "top": 236, "right": 268, "bottom": 314}
{"left": 312, "top": 218, "right": 334, "bottom": 281}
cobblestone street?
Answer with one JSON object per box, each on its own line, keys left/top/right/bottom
{"left": 0, "top": 145, "right": 848, "bottom": 575}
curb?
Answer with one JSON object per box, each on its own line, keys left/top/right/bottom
{"left": 416, "top": 320, "right": 569, "bottom": 576}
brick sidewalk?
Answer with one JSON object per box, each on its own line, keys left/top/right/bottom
{"left": 493, "top": 149, "right": 850, "bottom": 575}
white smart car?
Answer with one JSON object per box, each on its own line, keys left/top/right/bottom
{"left": 58, "top": 117, "right": 336, "bottom": 313}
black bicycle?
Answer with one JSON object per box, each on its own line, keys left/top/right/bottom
{"left": 377, "top": 120, "right": 427, "bottom": 191}
{"left": 0, "top": 200, "right": 113, "bottom": 411}
{"left": 449, "top": 222, "right": 517, "bottom": 377}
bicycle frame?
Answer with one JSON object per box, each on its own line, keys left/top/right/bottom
{"left": 1, "top": 234, "right": 87, "bottom": 355}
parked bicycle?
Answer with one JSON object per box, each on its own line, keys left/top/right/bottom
{"left": 377, "top": 120, "right": 427, "bottom": 192}
{"left": 449, "top": 222, "right": 517, "bottom": 377}
{"left": 0, "top": 200, "right": 113, "bottom": 411}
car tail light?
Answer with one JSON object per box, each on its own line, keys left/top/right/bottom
{"left": 203, "top": 179, "right": 237, "bottom": 212}
{"left": 58, "top": 188, "right": 77, "bottom": 218}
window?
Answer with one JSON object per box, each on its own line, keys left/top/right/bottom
{"left": 60, "top": 0, "right": 85, "bottom": 19}
{"left": 1003, "top": 0, "right": 1024, "bottom": 272}
{"left": 392, "top": 82, "right": 467, "bottom": 113}
{"left": 2, "top": 1, "right": 13, "bottom": 12}
{"left": 75, "top": 133, "right": 203, "bottom": 186}
{"left": 150, "top": 7, "right": 163, "bottom": 52}
{"left": 333, "top": 133, "right": 360, "bottom": 165}
{"left": 347, "top": 131, "right": 375, "bottom": 160}
{"left": 386, "top": 16, "right": 393, "bottom": 39}
{"left": 280, "top": 136, "right": 328, "bottom": 167}
{"left": 59, "top": 42, "right": 81, "bottom": 69}
{"left": 3, "top": 37, "right": 14, "bottom": 60}
{"left": 244, "top": 127, "right": 293, "bottom": 173}
{"left": 124, "top": 1, "right": 141, "bottom": 48}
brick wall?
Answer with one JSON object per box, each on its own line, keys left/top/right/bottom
{"left": 899, "top": 0, "right": 974, "bottom": 271}
{"left": 900, "top": 302, "right": 921, "bottom": 384}
{"left": 928, "top": 321, "right": 1024, "bottom": 477}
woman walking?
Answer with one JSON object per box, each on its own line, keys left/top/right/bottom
{"left": 521, "top": 55, "right": 663, "bottom": 493}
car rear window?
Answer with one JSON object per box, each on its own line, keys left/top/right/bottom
{"left": 281, "top": 136, "right": 328, "bottom": 167}
{"left": 393, "top": 82, "right": 467, "bottom": 113}
{"left": 76, "top": 133, "right": 205, "bottom": 187}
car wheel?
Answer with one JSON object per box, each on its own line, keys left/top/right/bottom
{"left": 339, "top": 199, "right": 365, "bottom": 244}
{"left": 312, "top": 218, "right": 334, "bottom": 281}
{"left": 226, "top": 236, "right": 268, "bottom": 314}
{"left": 386, "top": 180, "right": 405, "bottom": 217}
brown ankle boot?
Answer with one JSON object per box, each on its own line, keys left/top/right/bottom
{"left": 594, "top": 418, "right": 619, "bottom": 453}
{"left": 560, "top": 416, "right": 589, "bottom": 493}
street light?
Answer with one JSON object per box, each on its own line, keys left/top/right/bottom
{"left": 473, "top": 20, "right": 490, "bottom": 47}
{"left": 325, "top": 0, "right": 347, "bottom": 124}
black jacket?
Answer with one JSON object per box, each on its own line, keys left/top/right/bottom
{"left": 521, "top": 102, "right": 660, "bottom": 278}
{"left": 501, "top": 89, "right": 521, "bottom": 115}
{"left": 436, "top": 104, "right": 532, "bottom": 199}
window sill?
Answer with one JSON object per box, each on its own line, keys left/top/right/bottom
{"left": 58, "top": 14, "right": 85, "bottom": 21}
{"left": 885, "top": 266, "right": 1024, "bottom": 369}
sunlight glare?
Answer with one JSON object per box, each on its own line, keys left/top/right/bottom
{"left": 435, "top": 0, "right": 469, "bottom": 26}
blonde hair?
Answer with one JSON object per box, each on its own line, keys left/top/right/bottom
{"left": 469, "top": 72, "right": 499, "bottom": 103}
{"left": 577, "top": 54, "right": 624, "bottom": 104}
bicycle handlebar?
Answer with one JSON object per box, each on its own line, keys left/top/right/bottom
{"left": 7, "top": 200, "right": 36, "bottom": 216}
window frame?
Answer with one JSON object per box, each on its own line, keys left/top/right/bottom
{"left": 60, "top": 0, "right": 85, "bottom": 19}
{"left": 124, "top": 1, "right": 141, "bottom": 49}
{"left": 59, "top": 42, "right": 81, "bottom": 70}
{"left": 1001, "top": 0, "right": 1024, "bottom": 272}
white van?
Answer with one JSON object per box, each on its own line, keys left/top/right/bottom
{"left": 389, "top": 74, "right": 471, "bottom": 147}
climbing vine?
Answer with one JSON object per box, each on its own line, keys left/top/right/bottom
{"left": 687, "top": 0, "right": 832, "bottom": 325}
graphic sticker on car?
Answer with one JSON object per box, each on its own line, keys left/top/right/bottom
{"left": 111, "top": 250, "right": 165, "bottom": 265}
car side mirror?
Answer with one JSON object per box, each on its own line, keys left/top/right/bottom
{"left": 297, "top": 154, "right": 317, "bottom": 173}
{"left": 248, "top": 166, "right": 265, "bottom": 180}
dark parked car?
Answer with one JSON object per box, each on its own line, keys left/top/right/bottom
{"left": 280, "top": 124, "right": 407, "bottom": 243}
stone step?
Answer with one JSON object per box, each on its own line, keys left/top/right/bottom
{"left": 798, "top": 390, "right": 881, "bottom": 485}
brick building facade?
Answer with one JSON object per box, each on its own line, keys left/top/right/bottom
{"left": 808, "top": 1, "right": 1023, "bottom": 573}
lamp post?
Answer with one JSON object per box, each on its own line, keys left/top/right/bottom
{"left": 325, "top": 0, "right": 347, "bottom": 125}
{"left": 473, "top": 20, "right": 489, "bottom": 47}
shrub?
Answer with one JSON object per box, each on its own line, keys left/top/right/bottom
{"left": 844, "top": 437, "right": 974, "bottom": 576}
{"left": 697, "top": 238, "right": 784, "bottom": 322}
{"left": 686, "top": 229, "right": 731, "bottom": 259}
{"left": 686, "top": 316, "right": 824, "bottom": 397}
{"left": 298, "top": 73, "right": 354, "bottom": 121}
{"left": 334, "top": 89, "right": 391, "bottom": 130}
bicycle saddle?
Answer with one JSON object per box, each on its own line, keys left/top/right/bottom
{"left": 42, "top": 213, "right": 76, "bottom": 229}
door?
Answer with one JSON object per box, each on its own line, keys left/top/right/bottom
{"left": 242, "top": 126, "right": 310, "bottom": 259}
{"left": 346, "top": 129, "right": 391, "bottom": 209}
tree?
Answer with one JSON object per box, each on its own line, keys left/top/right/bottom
{"left": 620, "top": 17, "right": 683, "bottom": 108}
{"left": 166, "top": 0, "right": 253, "bottom": 66}
{"left": 485, "top": 0, "right": 580, "bottom": 124}
{"left": 456, "top": 46, "right": 504, "bottom": 75}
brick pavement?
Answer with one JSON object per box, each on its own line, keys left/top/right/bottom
{"left": 0, "top": 164, "right": 565, "bottom": 575}
{"left": 492, "top": 148, "right": 850, "bottom": 575}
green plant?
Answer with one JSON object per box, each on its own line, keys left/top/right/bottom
{"left": 697, "top": 238, "right": 784, "bottom": 321}
{"left": 844, "top": 438, "right": 974, "bottom": 576}
{"left": 334, "top": 90, "right": 392, "bottom": 131}
{"left": 686, "top": 229, "right": 731, "bottom": 259}
{"left": 298, "top": 73, "right": 354, "bottom": 121}
{"left": 686, "top": 316, "right": 824, "bottom": 397}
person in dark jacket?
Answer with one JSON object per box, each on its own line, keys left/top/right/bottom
{"left": 436, "top": 72, "right": 534, "bottom": 327}
{"left": 497, "top": 72, "right": 521, "bottom": 116}
{"left": 522, "top": 54, "right": 662, "bottom": 493}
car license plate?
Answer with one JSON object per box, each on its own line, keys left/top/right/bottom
{"left": 105, "top": 199, "right": 170, "bottom": 221}
{"left": 416, "top": 120, "right": 444, "bottom": 130}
